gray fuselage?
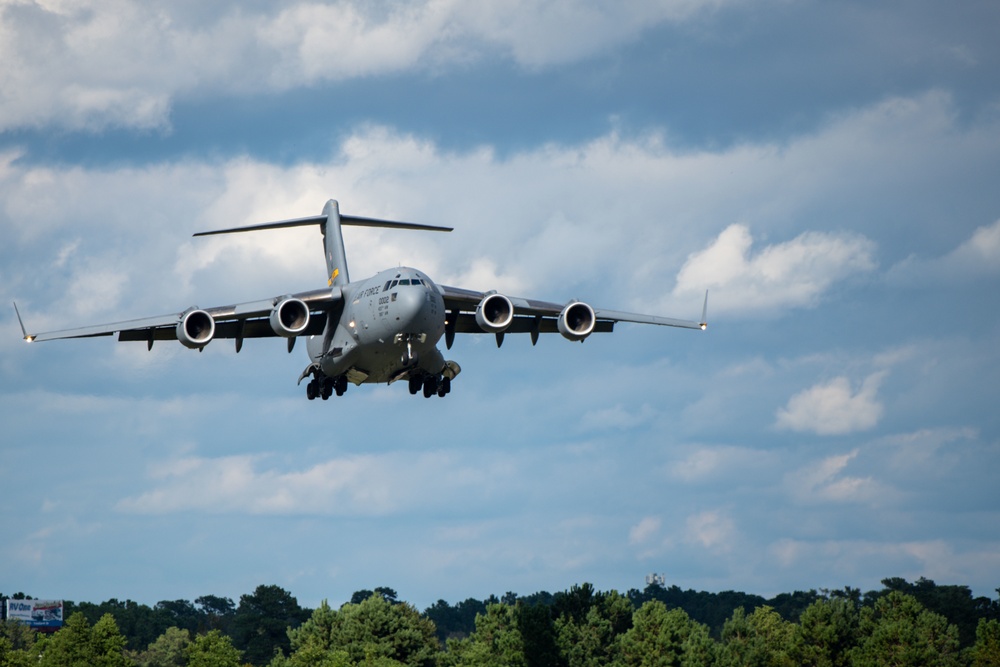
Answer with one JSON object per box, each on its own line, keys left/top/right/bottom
{"left": 306, "top": 266, "right": 446, "bottom": 384}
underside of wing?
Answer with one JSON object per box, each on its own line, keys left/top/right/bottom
{"left": 20, "top": 287, "right": 341, "bottom": 351}
{"left": 437, "top": 284, "right": 706, "bottom": 346}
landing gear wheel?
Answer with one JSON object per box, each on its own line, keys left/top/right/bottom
{"left": 335, "top": 376, "right": 348, "bottom": 396}
{"left": 321, "top": 377, "right": 333, "bottom": 400}
{"left": 306, "top": 379, "right": 318, "bottom": 400}
{"left": 437, "top": 376, "right": 451, "bottom": 397}
{"left": 408, "top": 375, "right": 422, "bottom": 395}
{"left": 422, "top": 375, "right": 438, "bottom": 398}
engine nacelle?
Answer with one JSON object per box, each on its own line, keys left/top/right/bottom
{"left": 269, "top": 298, "right": 310, "bottom": 337}
{"left": 177, "top": 309, "right": 215, "bottom": 349}
{"left": 558, "top": 302, "right": 596, "bottom": 341}
{"left": 475, "top": 293, "right": 514, "bottom": 333}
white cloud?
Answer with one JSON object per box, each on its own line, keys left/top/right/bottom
{"left": 888, "top": 219, "right": 1000, "bottom": 284}
{"left": 115, "top": 451, "right": 498, "bottom": 516}
{"left": 950, "top": 219, "right": 1000, "bottom": 268}
{"left": 64, "top": 264, "right": 128, "bottom": 318}
{"left": 667, "top": 445, "right": 772, "bottom": 483}
{"left": 673, "top": 223, "right": 877, "bottom": 315}
{"left": 579, "top": 403, "right": 656, "bottom": 431}
{"left": 453, "top": 0, "right": 730, "bottom": 68}
{"left": 7, "top": 517, "right": 103, "bottom": 567}
{"left": 0, "top": 0, "right": 731, "bottom": 132}
{"left": 878, "top": 427, "right": 980, "bottom": 472}
{"left": 775, "top": 372, "right": 886, "bottom": 435}
{"left": 784, "top": 449, "right": 881, "bottom": 504}
{"left": 629, "top": 516, "right": 662, "bottom": 545}
{"left": 684, "top": 509, "right": 736, "bottom": 553}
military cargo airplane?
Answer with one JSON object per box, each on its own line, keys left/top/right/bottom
{"left": 15, "top": 199, "right": 707, "bottom": 400}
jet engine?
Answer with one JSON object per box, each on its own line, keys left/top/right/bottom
{"left": 475, "top": 293, "right": 514, "bottom": 333}
{"left": 269, "top": 298, "right": 310, "bottom": 337}
{"left": 177, "top": 309, "right": 215, "bottom": 349}
{"left": 557, "top": 302, "right": 596, "bottom": 341}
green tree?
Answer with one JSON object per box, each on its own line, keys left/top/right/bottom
{"left": 880, "top": 577, "right": 989, "bottom": 646}
{"left": 128, "top": 627, "right": 190, "bottom": 667}
{"left": 970, "top": 618, "right": 1000, "bottom": 667}
{"left": 195, "top": 595, "right": 236, "bottom": 635}
{"left": 556, "top": 606, "right": 614, "bottom": 667}
{"left": 443, "top": 603, "right": 526, "bottom": 667}
{"left": 280, "top": 595, "right": 438, "bottom": 667}
{"left": 552, "top": 584, "right": 598, "bottom": 626}
{"left": 37, "top": 612, "right": 132, "bottom": 667}
{"left": 765, "top": 591, "right": 821, "bottom": 624}
{"left": 350, "top": 588, "right": 399, "bottom": 606}
{"left": 631, "top": 585, "right": 768, "bottom": 639}
{"left": 186, "top": 630, "right": 244, "bottom": 667}
{"left": 718, "top": 606, "right": 794, "bottom": 667}
{"left": 233, "top": 585, "right": 309, "bottom": 666}
{"left": 0, "top": 620, "right": 36, "bottom": 653}
{"left": 424, "top": 598, "right": 488, "bottom": 643}
{"left": 274, "top": 600, "right": 349, "bottom": 667}
{"left": 0, "top": 618, "right": 37, "bottom": 667}
{"left": 555, "top": 591, "right": 632, "bottom": 667}
{"left": 71, "top": 598, "right": 173, "bottom": 652}
{"left": 790, "top": 597, "right": 859, "bottom": 667}
{"left": 615, "top": 601, "right": 715, "bottom": 667}
{"left": 850, "top": 591, "right": 961, "bottom": 667}
{"left": 0, "top": 644, "right": 34, "bottom": 667}
{"left": 154, "top": 600, "right": 201, "bottom": 636}
{"left": 0, "top": 621, "right": 37, "bottom": 667}
{"left": 516, "top": 601, "right": 560, "bottom": 667}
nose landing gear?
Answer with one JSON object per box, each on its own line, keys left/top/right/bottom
{"left": 401, "top": 340, "right": 418, "bottom": 367}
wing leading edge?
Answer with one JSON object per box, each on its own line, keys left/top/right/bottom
{"left": 16, "top": 288, "right": 340, "bottom": 349}
{"left": 437, "top": 284, "right": 707, "bottom": 346}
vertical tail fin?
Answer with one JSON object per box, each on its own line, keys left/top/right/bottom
{"left": 321, "top": 199, "right": 350, "bottom": 287}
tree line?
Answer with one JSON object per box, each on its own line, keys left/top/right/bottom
{"left": 2, "top": 577, "right": 999, "bottom": 666}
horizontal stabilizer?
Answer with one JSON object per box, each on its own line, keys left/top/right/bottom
{"left": 195, "top": 214, "right": 453, "bottom": 237}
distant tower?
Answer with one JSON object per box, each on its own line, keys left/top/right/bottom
{"left": 645, "top": 573, "right": 666, "bottom": 587}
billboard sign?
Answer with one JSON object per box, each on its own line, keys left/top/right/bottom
{"left": 4, "top": 599, "right": 64, "bottom": 628}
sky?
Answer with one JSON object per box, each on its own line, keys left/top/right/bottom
{"left": 2, "top": 0, "right": 1000, "bottom": 612}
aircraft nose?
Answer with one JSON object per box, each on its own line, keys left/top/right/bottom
{"left": 393, "top": 288, "right": 425, "bottom": 328}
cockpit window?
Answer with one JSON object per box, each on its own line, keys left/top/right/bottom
{"left": 389, "top": 280, "right": 398, "bottom": 288}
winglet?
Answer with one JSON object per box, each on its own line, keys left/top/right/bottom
{"left": 699, "top": 291, "right": 709, "bottom": 330}
{"left": 13, "top": 302, "right": 35, "bottom": 342}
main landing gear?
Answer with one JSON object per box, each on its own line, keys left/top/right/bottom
{"left": 408, "top": 373, "right": 451, "bottom": 398}
{"left": 305, "top": 373, "right": 347, "bottom": 400}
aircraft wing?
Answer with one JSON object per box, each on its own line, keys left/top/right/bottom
{"left": 437, "top": 284, "right": 706, "bottom": 342}
{"left": 17, "top": 288, "right": 341, "bottom": 348}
